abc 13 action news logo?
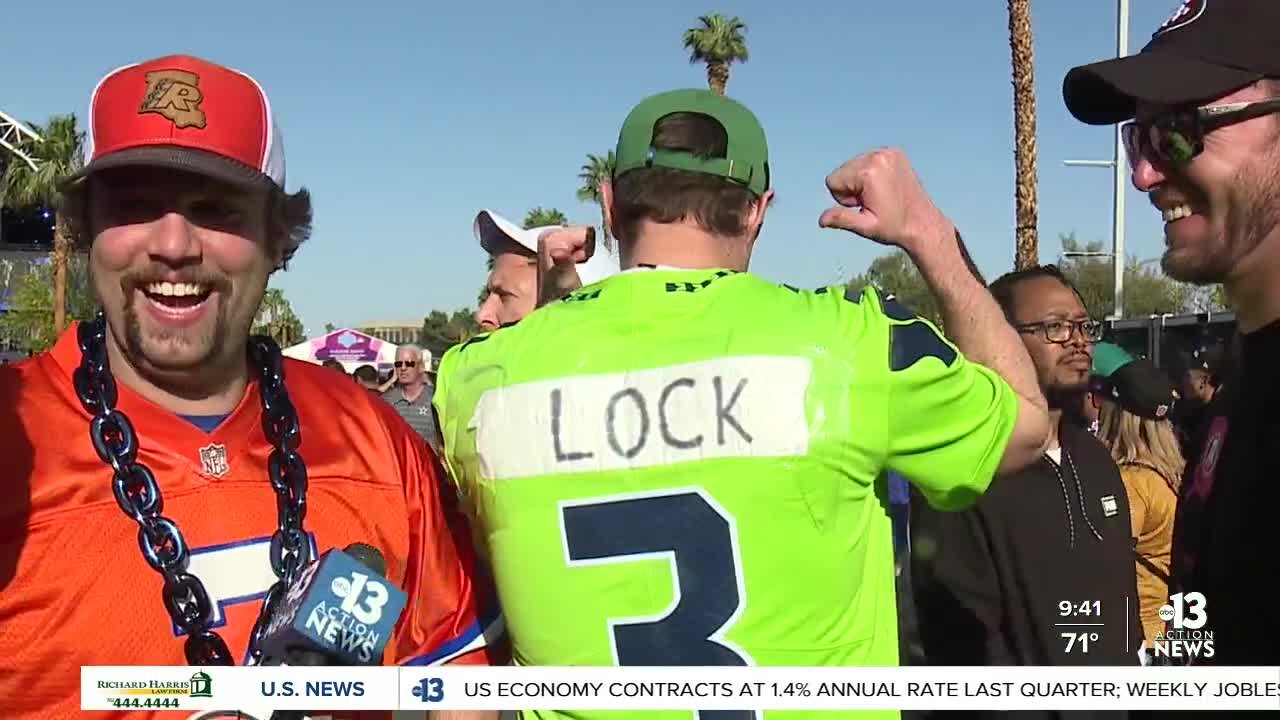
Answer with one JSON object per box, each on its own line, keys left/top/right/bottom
{"left": 1147, "top": 591, "right": 1214, "bottom": 663}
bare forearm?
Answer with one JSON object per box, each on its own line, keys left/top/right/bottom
{"left": 911, "top": 226, "right": 1045, "bottom": 412}
{"left": 817, "top": 147, "right": 1048, "bottom": 471}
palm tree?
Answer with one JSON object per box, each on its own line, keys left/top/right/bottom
{"left": 1009, "top": 0, "right": 1040, "bottom": 270}
{"left": 576, "top": 151, "right": 616, "bottom": 251}
{"left": 252, "top": 287, "right": 303, "bottom": 347}
{"left": 522, "top": 207, "right": 568, "bottom": 229}
{"left": 0, "top": 114, "right": 85, "bottom": 332}
{"left": 682, "top": 14, "right": 749, "bottom": 96}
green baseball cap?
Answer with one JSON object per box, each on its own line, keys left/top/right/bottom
{"left": 613, "top": 89, "right": 770, "bottom": 196}
{"left": 1091, "top": 342, "right": 1134, "bottom": 379}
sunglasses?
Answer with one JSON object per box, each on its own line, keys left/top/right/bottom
{"left": 394, "top": 361, "right": 418, "bottom": 368}
{"left": 1015, "top": 319, "right": 1103, "bottom": 345}
{"left": 1122, "top": 97, "right": 1280, "bottom": 169}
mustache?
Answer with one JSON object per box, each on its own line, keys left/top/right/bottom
{"left": 119, "top": 265, "right": 231, "bottom": 295}
{"left": 1062, "top": 351, "right": 1092, "bottom": 364}
{"left": 1150, "top": 185, "right": 1203, "bottom": 209}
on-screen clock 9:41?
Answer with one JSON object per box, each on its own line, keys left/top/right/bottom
{"left": 1059, "top": 600, "right": 1100, "bottom": 617}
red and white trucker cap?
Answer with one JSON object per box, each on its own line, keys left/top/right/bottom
{"left": 61, "top": 54, "right": 286, "bottom": 191}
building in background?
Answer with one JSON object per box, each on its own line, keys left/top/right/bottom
{"left": 357, "top": 320, "right": 421, "bottom": 346}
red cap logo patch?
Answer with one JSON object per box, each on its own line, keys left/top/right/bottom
{"left": 1154, "top": 0, "right": 1206, "bottom": 38}
{"left": 139, "top": 69, "right": 207, "bottom": 129}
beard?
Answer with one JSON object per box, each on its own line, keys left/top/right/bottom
{"left": 1045, "top": 383, "right": 1088, "bottom": 412}
{"left": 121, "top": 293, "right": 230, "bottom": 372}
{"left": 1163, "top": 144, "right": 1280, "bottom": 284}
{"left": 1048, "top": 384, "right": 1092, "bottom": 432}
{"left": 114, "top": 264, "right": 234, "bottom": 372}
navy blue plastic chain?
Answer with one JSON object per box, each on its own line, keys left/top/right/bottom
{"left": 71, "top": 312, "right": 312, "bottom": 666}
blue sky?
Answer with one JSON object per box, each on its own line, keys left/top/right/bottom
{"left": 5, "top": 0, "right": 1181, "bottom": 334}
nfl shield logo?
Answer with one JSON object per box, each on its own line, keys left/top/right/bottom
{"left": 198, "top": 443, "right": 230, "bottom": 478}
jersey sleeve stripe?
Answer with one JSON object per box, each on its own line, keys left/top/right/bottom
{"left": 400, "top": 611, "right": 505, "bottom": 666}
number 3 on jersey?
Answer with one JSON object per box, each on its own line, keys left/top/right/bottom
{"left": 561, "top": 489, "right": 757, "bottom": 720}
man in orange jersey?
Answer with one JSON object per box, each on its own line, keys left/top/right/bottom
{"left": 0, "top": 55, "right": 499, "bottom": 720}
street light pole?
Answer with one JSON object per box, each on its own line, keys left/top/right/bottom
{"left": 1112, "top": 0, "right": 1129, "bottom": 319}
{"left": 1064, "top": 0, "right": 1130, "bottom": 320}
{"left": 1063, "top": 161, "right": 1120, "bottom": 316}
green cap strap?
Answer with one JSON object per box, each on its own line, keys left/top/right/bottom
{"left": 645, "top": 148, "right": 757, "bottom": 187}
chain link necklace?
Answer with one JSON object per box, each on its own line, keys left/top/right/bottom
{"left": 71, "top": 312, "right": 312, "bottom": 666}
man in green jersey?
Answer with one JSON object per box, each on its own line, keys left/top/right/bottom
{"left": 434, "top": 89, "right": 1051, "bottom": 718}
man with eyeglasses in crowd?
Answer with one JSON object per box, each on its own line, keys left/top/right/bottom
{"left": 911, "top": 266, "right": 1142, "bottom": 686}
{"left": 1064, "top": 0, "right": 1280, "bottom": 666}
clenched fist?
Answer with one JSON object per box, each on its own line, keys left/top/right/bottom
{"left": 819, "top": 148, "right": 953, "bottom": 254}
{"left": 536, "top": 225, "right": 596, "bottom": 307}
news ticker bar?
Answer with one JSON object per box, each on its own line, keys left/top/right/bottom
{"left": 82, "top": 665, "right": 1280, "bottom": 712}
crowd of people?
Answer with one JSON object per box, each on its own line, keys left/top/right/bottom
{"left": 2, "top": 2, "right": 1278, "bottom": 720}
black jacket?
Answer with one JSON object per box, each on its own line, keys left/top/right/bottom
{"left": 1172, "top": 321, "right": 1280, "bottom": 666}
{"left": 907, "top": 420, "right": 1143, "bottom": 718}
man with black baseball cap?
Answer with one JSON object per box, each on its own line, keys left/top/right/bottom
{"left": 1065, "top": 0, "right": 1280, "bottom": 665}
{"left": 434, "top": 88, "right": 1052, "bottom": 692}
{"left": 1064, "top": 0, "right": 1280, "bottom": 125}
{"left": 1170, "top": 344, "right": 1224, "bottom": 461}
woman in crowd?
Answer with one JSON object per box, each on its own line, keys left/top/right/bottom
{"left": 1095, "top": 359, "right": 1183, "bottom": 644}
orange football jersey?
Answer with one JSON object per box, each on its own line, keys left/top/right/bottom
{"left": 0, "top": 325, "right": 501, "bottom": 720}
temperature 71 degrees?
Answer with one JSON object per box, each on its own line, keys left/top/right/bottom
{"left": 1062, "top": 631, "right": 1099, "bottom": 653}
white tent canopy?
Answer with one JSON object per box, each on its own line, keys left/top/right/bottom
{"left": 281, "top": 328, "right": 404, "bottom": 374}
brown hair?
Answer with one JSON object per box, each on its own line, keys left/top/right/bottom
{"left": 609, "top": 112, "right": 759, "bottom": 243}
{"left": 1097, "top": 400, "right": 1185, "bottom": 493}
{"left": 270, "top": 187, "right": 313, "bottom": 270}
{"left": 62, "top": 176, "right": 313, "bottom": 272}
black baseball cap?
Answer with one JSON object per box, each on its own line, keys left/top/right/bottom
{"left": 1098, "top": 359, "right": 1178, "bottom": 420}
{"left": 1177, "top": 344, "right": 1226, "bottom": 380}
{"left": 1063, "top": 0, "right": 1280, "bottom": 125}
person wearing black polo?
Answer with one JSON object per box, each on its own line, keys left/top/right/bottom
{"left": 1064, "top": 0, "right": 1280, "bottom": 665}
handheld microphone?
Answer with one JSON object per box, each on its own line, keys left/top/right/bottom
{"left": 226, "top": 544, "right": 408, "bottom": 720}
{"left": 265, "top": 543, "right": 407, "bottom": 720}
{"left": 258, "top": 542, "right": 408, "bottom": 667}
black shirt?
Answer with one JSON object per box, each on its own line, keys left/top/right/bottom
{"left": 1173, "top": 398, "right": 1210, "bottom": 463}
{"left": 1172, "top": 320, "right": 1280, "bottom": 665}
{"left": 910, "top": 419, "right": 1143, "bottom": 672}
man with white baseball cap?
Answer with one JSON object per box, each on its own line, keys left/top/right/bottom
{"left": 473, "top": 208, "right": 617, "bottom": 331}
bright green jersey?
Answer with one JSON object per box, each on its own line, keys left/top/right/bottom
{"left": 435, "top": 269, "right": 1017, "bottom": 720}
